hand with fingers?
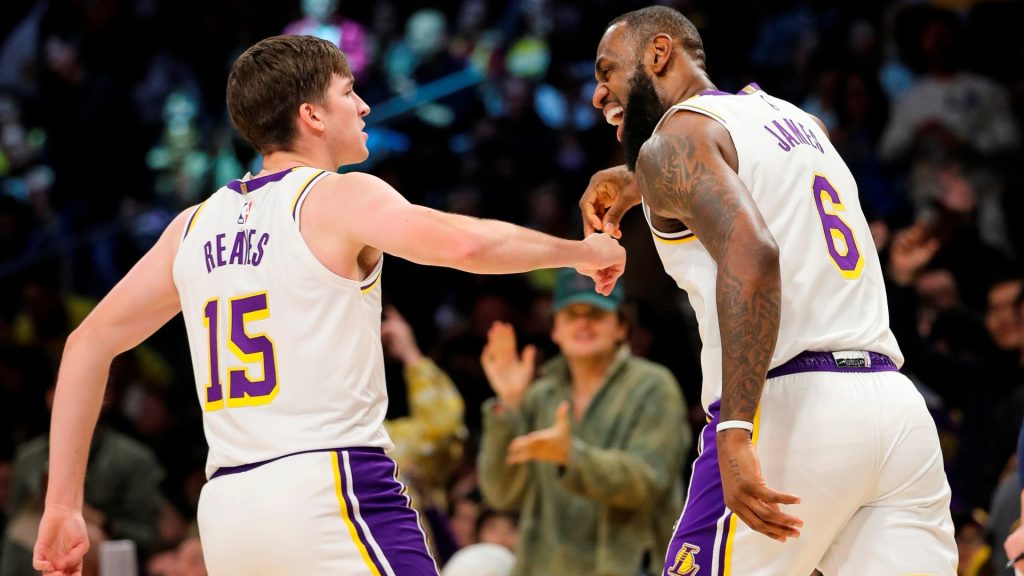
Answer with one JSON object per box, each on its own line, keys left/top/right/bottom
{"left": 481, "top": 321, "right": 536, "bottom": 411}
{"left": 1005, "top": 524, "right": 1024, "bottom": 572}
{"left": 580, "top": 165, "right": 641, "bottom": 239}
{"left": 381, "top": 305, "right": 424, "bottom": 365}
{"left": 887, "top": 222, "right": 939, "bottom": 287}
{"left": 33, "top": 505, "right": 89, "bottom": 576}
{"left": 507, "top": 401, "right": 571, "bottom": 465}
{"left": 717, "top": 429, "right": 803, "bottom": 543}
{"left": 578, "top": 233, "right": 626, "bottom": 297}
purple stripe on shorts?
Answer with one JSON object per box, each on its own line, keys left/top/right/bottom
{"left": 226, "top": 167, "right": 293, "bottom": 194}
{"left": 337, "top": 452, "right": 390, "bottom": 576}
{"left": 343, "top": 449, "right": 439, "bottom": 575}
{"left": 663, "top": 399, "right": 728, "bottom": 576}
{"left": 767, "top": 351, "right": 897, "bottom": 379}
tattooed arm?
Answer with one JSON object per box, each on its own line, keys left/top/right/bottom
{"left": 636, "top": 112, "right": 779, "bottom": 424}
{"left": 635, "top": 111, "right": 802, "bottom": 542}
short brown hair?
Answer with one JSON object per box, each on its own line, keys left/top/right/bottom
{"left": 226, "top": 35, "right": 351, "bottom": 154}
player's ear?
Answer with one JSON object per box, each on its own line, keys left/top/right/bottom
{"left": 297, "top": 102, "right": 325, "bottom": 133}
{"left": 649, "top": 33, "right": 673, "bottom": 76}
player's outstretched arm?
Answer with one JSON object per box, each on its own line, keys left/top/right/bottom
{"left": 635, "top": 112, "right": 801, "bottom": 542}
{"left": 312, "top": 172, "right": 626, "bottom": 293}
{"left": 34, "top": 211, "right": 187, "bottom": 575}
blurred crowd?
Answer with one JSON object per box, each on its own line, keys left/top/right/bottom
{"left": 1, "top": 0, "right": 1023, "bottom": 574}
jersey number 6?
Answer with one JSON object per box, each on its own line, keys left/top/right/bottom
{"left": 202, "top": 291, "right": 279, "bottom": 411}
{"left": 812, "top": 174, "right": 863, "bottom": 280}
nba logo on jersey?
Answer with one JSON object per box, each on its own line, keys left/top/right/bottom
{"left": 237, "top": 201, "right": 254, "bottom": 224}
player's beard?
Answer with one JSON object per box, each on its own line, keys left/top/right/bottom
{"left": 622, "top": 64, "right": 668, "bottom": 172}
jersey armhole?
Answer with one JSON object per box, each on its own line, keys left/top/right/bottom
{"left": 180, "top": 200, "right": 208, "bottom": 243}
{"left": 291, "top": 169, "right": 330, "bottom": 228}
{"left": 673, "top": 103, "right": 730, "bottom": 131}
{"left": 674, "top": 102, "right": 746, "bottom": 184}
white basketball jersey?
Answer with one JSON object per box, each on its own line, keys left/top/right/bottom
{"left": 643, "top": 84, "right": 903, "bottom": 411}
{"left": 172, "top": 167, "right": 392, "bottom": 478}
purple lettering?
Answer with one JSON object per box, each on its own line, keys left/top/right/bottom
{"left": 228, "top": 293, "right": 277, "bottom": 400}
{"left": 764, "top": 125, "right": 791, "bottom": 152}
{"left": 784, "top": 119, "right": 809, "bottom": 146}
{"left": 204, "top": 299, "right": 222, "bottom": 404}
{"left": 772, "top": 120, "right": 800, "bottom": 148}
{"left": 252, "top": 233, "right": 270, "bottom": 266}
{"left": 801, "top": 124, "right": 824, "bottom": 153}
{"left": 246, "top": 230, "right": 257, "bottom": 264}
{"left": 229, "top": 232, "right": 246, "bottom": 265}
{"left": 215, "top": 233, "right": 227, "bottom": 267}
{"left": 203, "top": 242, "right": 216, "bottom": 273}
{"left": 813, "top": 175, "right": 862, "bottom": 275}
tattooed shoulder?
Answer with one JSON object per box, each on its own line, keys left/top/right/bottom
{"left": 634, "top": 129, "right": 740, "bottom": 259}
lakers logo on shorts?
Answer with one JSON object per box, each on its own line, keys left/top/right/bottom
{"left": 667, "top": 543, "right": 701, "bottom": 576}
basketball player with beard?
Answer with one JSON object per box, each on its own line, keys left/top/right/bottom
{"left": 580, "top": 6, "right": 957, "bottom": 575}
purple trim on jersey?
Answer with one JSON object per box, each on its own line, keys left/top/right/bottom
{"left": 227, "top": 168, "right": 293, "bottom": 194}
{"left": 697, "top": 83, "right": 761, "bottom": 97}
{"left": 663, "top": 399, "right": 729, "bottom": 576}
{"left": 340, "top": 449, "right": 440, "bottom": 575}
{"left": 360, "top": 273, "right": 380, "bottom": 291}
{"left": 767, "top": 350, "right": 897, "bottom": 379}
{"left": 209, "top": 447, "right": 385, "bottom": 479}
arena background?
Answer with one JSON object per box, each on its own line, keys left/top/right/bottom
{"left": 1, "top": 0, "right": 1023, "bottom": 574}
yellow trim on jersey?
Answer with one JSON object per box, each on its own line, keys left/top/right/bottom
{"left": 740, "top": 85, "right": 758, "bottom": 94}
{"left": 291, "top": 169, "right": 327, "bottom": 220}
{"left": 332, "top": 452, "right": 383, "bottom": 576}
{"left": 226, "top": 291, "right": 280, "bottom": 408}
{"left": 360, "top": 271, "right": 382, "bottom": 294}
{"left": 722, "top": 405, "right": 761, "bottom": 576}
{"left": 184, "top": 200, "right": 209, "bottom": 240}
{"left": 652, "top": 232, "right": 698, "bottom": 245}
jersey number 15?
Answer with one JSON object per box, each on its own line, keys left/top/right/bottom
{"left": 202, "top": 291, "right": 279, "bottom": 411}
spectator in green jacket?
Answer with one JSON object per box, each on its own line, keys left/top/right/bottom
{"left": 478, "top": 269, "right": 689, "bottom": 576}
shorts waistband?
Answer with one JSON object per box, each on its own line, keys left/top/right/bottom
{"left": 767, "top": 350, "right": 898, "bottom": 379}
{"left": 210, "top": 447, "right": 386, "bottom": 480}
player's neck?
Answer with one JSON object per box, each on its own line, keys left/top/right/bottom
{"left": 666, "top": 69, "right": 716, "bottom": 106}
{"left": 259, "top": 148, "right": 335, "bottom": 175}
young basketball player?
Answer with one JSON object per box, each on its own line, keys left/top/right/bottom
{"left": 33, "top": 35, "right": 624, "bottom": 576}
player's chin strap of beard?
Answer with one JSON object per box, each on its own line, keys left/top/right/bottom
{"left": 621, "top": 68, "right": 666, "bottom": 171}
